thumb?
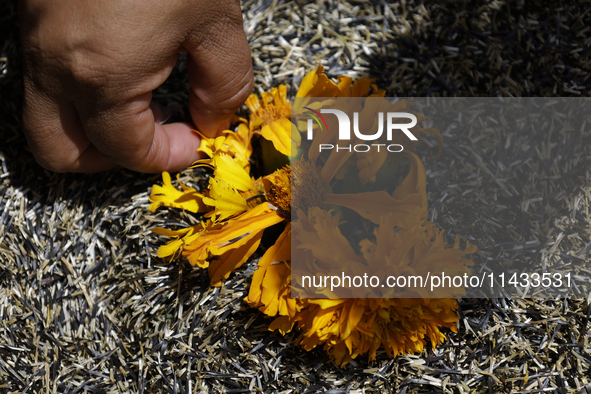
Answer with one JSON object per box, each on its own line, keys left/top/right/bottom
{"left": 78, "top": 90, "right": 203, "bottom": 173}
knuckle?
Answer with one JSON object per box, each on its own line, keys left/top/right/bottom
{"left": 134, "top": 139, "right": 168, "bottom": 173}
{"left": 66, "top": 51, "right": 106, "bottom": 88}
{"left": 22, "top": 126, "right": 81, "bottom": 173}
{"left": 199, "top": 66, "right": 254, "bottom": 113}
{"left": 33, "top": 154, "right": 75, "bottom": 173}
{"left": 223, "top": 69, "right": 255, "bottom": 110}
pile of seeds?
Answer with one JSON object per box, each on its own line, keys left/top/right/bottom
{"left": 1, "top": 0, "right": 590, "bottom": 392}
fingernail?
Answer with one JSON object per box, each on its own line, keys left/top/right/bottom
{"left": 216, "top": 118, "right": 232, "bottom": 135}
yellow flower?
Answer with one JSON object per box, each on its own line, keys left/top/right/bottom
{"left": 150, "top": 65, "right": 475, "bottom": 367}
{"left": 293, "top": 67, "right": 441, "bottom": 187}
{"left": 271, "top": 207, "right": 475, "bottom": 365}
{"left": 296, "top": 297, "right": 460, "bottom": 366}
{"left": 245, "top": 149, "right": 426, "bottom": 332}
{"left": 149, "top": 171, "right": 205, "bottom": 213}
{"left": 240, "top": 67, "right": 474, "bottom": 366}
{"left": 245, "top": 65, "right": 387, "bottom": 158}
{"left": 151, "top": 149, "right": 293, "bottom": 286}
{"left": 246, "top": 85, "right": 300, "bottom": 156}
{"left": 197, "top": 121, "right": 253, "bottom": 168}
{"left": 149, "top": 65, "right": 405, "bottom": 290}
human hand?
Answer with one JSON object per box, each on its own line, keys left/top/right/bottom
{"left": 19, "top": 0, "right": 253, "bottom": 173}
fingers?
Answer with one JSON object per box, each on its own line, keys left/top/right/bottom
{"left": 76, "top": 92, "right": 203, "bottom": 173}
{"left": 18, "top": 0, "right": 253, "bottom": 173}
{"left": 185, "top": 9, "right": 254, "bottom": 137}
{"left": 23, "top": 76, "right": 203, "bottom": 173}
{"left": 20, "top": 19, "right": 203, "bottom": 173}
{"left": 22, "top": 79, "right": 118, "bottom": 172}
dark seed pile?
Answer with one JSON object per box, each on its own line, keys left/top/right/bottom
{"left": 1, "top": 0, "right": 590, "bottom": 393}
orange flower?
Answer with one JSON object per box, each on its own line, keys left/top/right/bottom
{"left": 295, "top": 297, "right": 460, "bottom": 366}
{"left": 150, "top": 65, "right": 475, "bottom": 366}
{"left": 245, "top": 85, "right": 299, "bottom": 156}
{"left": 150, "top": 156, "right": 289, "bottom": 286}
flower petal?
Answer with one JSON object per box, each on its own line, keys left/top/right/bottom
{"left": 202, "top": 178, "right": 248, "bottom": 221}
{"left": 246, "top": 224, "right": 291, "bottom": 310}
{"left": 260, "top": 117, "right": 299, "bottom": 157}
{"left": 296, "top": 65, "right": 340, "bottom": 98}
{"left": 208, "top": 231, "right": 263, "bottom": 286}
{"left": 322, "top": 191, "right": 425, "bottom": 227}
{"left": 149, "top": 172, "right": 205, "bottom": 213}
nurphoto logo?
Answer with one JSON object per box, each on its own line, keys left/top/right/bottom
{"left": 304, "top": 106, "right": 418, "bottom": 153}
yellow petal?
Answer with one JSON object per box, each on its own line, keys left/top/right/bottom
{"left": 183, "top": 203, "right": 283, "bottom": 267}
{"left": 157, "top": 239, "right": 184, "bottom": 259}
{"left": 336, "top": 75, "right": 353, "bottom": 97}
{"left": 308, "top": 299, "right": 348, "bottom": 308}
{"left": 208, "top": 232, "right": 262, "bottom": 286}
{"left": 260, "top": 117, "right": 299, "bottom": 157}
{"left": 344, "top": 302, "right": 366, "bottom": 338}
{"left": 245, "top": 93, "right": 261, "bottom": 113}
{"left": 149, "top": 172, "right": 204, "bottom": 213}
{"left": 197, "top": 137, "right": 216, "bottom": 157}
{"left": 203, "top": 154, "right": 253, "bottom": 192}
{"left": 246, "top": 224, "right": 291, "bottom": 309}
{"left": 349, "top": 77, "right": 375, "bottom": 97}
{"left": 356, "top": 147, "right": 388, "bottom": 185}
{"left": 208, "top": 204, "right": 283, "bottom": 255}
{"left": 392, "top": 151, "right": 427, "bottom": 214}
{"left": 322, "top": 191, "right": 425, "bottom": 228}
{"left": 225, "top": 123, "right": 253, "bottom": 160}
{"left": 260, "top": 261, "right": 290, "bottom": 316}
{"left": 269, "top": 315, "right": 295, "bottom": 335}
{"left": 296, "top": 65, "right": 340, "bottom": 98}
{"left": 320, "top": 148, "right": 355, "bottom": 185}
{"left": 202, "top": 178, "right": 248, "bottom": 221}
{"left": 150, "top": 227, "right": 192, "bottom": 237}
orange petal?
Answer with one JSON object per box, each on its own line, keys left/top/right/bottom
{"left": 392, "top": 151, "right": 427, "bottom": 214}
{"left": 296, "top": 65, "right": 340, "bottom": 98}
{"left": 260, "top": 118, "right": 299, "bottom": 157}
{"left": 349, "top": 77, "right": 375, "bottom": 97}
{"left": 245, "top": 224, "right": 291, "bottom": 308}
{"left": 269, "top": 315, "right": 295, "bottom": 335}
{"left": 208, "top": 231, "right": 263, "bottom": 286}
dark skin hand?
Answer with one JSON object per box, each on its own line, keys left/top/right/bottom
{"left": 19, "top": 0, "right": 254, "bottom": 173}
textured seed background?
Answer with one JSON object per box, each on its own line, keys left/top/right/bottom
{"left": 1, "top": 0, "right": 591, "bottom": 393}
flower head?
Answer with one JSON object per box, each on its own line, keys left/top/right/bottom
{"left": 295, "top": 297, "right": 460, "bottom": 366}
{"left": 150, "top": 65, "right": 475, "bottom": 366}
{"left": 246, "top": 85, "right": 299, "bottom": 156}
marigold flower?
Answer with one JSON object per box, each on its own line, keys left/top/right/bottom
{"left": 151, "top": 156, "right": 291, "bottom": 286}
{"left": 148, "top": 171, "right": 205, "bottom": 213}
{"left": 262, "top": 207, "right": 475, "bottom": 365}
{"left": 245, "top": 85, "right": 299, "bottom": 156}
{"left": 197, "top": 121, "right": 253, "bottom": 168}
{"left": 149, "top": 65, "right": 476, "bottom": 366}
{"left": 295, "top": 297, "right": 460, "bottom": 366}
